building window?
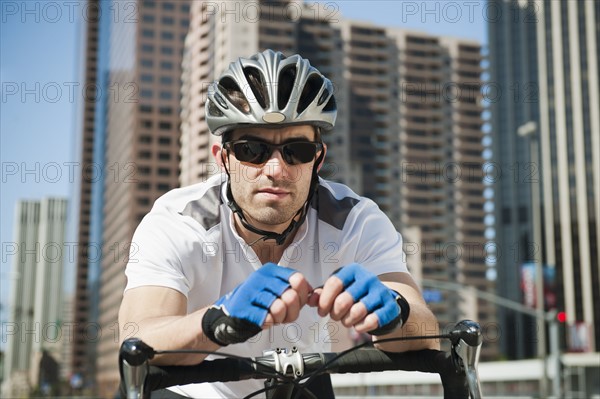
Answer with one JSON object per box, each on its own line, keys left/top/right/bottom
{"left": 160, "top": 46, "right": 174, "bottom": 55}
{"left": 158, "top": 137, "right": 171, "bottom": 145}
{"left": 160, "top": 61, "right": 174, "bottom": 70}
{"left": 140, "top": 59, "right": 153, "bottom": 68}
{"left": 158, "top": 152, "right": 171, "bottom": 160}
{"left": 162, "top": 16, "right": 175, "bottom": 25}
{"left": 140, "top": 74, "right": 153, "bottom": 83}
{"left": 140, "top": 105, "right": 152, "bottom": 113}
{"left": 161, "top": 31, "right": 174, "bottom": 40}
{"left": 159, "top": 107, "right": 173, "bottom": 115}
{"left": 162, "top": 2, "right": 175, "bottom": 10}
{"left": 157, "top": 183, "right": 171, "bottom": 191}
{"left": 140, "top": 89, "right": 153, "bottom": 98}
{"left": 142, "top": 29, "right": 154, "bottom": 38}
{"left": 157, "top": 168, "right": 171, "bottom": 176}
{"left": 139, "top": 135, "right": 152, "bottom": 143}
{"left": 141, "top": 44, "right": 154, "bottom": 53}
{"left": 137, "top": 166, "right": 151, "bottom": 175}
{"left": 139, "top": 151, "right": 151, "bottom": 159}
{"left": 142, "top": 15, "right": 155, "bottom": 23}
{"left": 141, "top": 120, "right": 152, "bottom": 128}
{"left": 159, "top": 91, "right": 173, "bottom": 100}
{"left": 159, "top": 121, "right": 172, "bottom": 130}
{"left": 160, "top": 76, "right": 173, "bottom": 85}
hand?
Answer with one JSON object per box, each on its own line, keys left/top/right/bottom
{"left": 202, "top": 263, "right": 312, "bottom": 346}
{"left": 310, "top": 264, "right": 403, "bottom": 335}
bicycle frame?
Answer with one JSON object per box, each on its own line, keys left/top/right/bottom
{"left": 119, "top": 320, "right": 483, "bottom": 399}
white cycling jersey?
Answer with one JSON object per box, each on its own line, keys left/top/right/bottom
{"left": 124, "top": 173, "right": 409, "bottom": 398}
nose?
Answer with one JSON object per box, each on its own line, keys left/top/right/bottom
{"left": 263, "top": 148, "right": 286, "bottom": 178}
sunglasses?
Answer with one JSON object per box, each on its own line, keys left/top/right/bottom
{"left": 223, "top": 140, "right": 323, "bottom": 165}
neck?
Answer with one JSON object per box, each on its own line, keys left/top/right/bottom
{"left": 233, "top": 213, "right": 296, "bottom": 263}
{"left": 234, "top": 212, "right": 296, "bottom": 245}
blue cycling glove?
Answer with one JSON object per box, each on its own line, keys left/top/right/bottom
{"left": 202, "top": 263, "right": 296, "bottom": 346}
{"left": 333, "top": 263, "right": 409, "bottom": 335}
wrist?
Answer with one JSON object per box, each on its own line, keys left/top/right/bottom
{"left": 391, "top": 290, "right": 411, "bottom": 328}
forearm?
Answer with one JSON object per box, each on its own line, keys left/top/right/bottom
{"left": 120, "top": 309, "right": 220, "bottom": 365}
{"left": 118, "top": 287, "right": 221, "bottom": 366}
{"left": 374, "top": 281, "right": 440, "bottom": 352}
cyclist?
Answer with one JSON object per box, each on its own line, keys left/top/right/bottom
{"left": 118, "top": 49, "right": 439, "bottom": 398}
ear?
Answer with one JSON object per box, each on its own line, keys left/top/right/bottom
{"left": 212, "top": 143, "right": 226, "bottom": 170}
{"left": 316, "top": 143, "right": 327, "bottom": 172}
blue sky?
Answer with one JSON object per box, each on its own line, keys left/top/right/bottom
{"left": 0, "top": 0, "right": 487, "bottom": 330}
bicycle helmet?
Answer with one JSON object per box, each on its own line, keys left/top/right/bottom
{"left": 206, "top": 49, "right": 337, "bottom": 136}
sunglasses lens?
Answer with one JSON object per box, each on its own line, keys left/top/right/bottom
{"left": 282, "top": 142, "right": 319, "bottom": 164}
{"left": 228, "top": 141, "right": 321, "bottom": 165}
{"left": 233, "top": 142, "right": 270, "bottom": 164}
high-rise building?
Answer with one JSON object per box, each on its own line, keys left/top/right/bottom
{"left": 2, "top": 198, "right": 68, "bottom": 398}
{"left": 181, "top": 1, "right": 494, "bottom": 359}
{"left": 489, "top": 0, "right": 599, "bottom": 358}
{"left": 73, "top": 0, "right": 191, "bottom": 396}
{"left": 71, "top": 0, "right": 103, "bottom": 384}
{"left": 488, "top": 0, "right": 541, "bottom": 359}
{"left": 389, "top": 29, "right": 492, "bottom": 357}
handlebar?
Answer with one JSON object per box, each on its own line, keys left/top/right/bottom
{"left": 119, "top": 320, "right": 483, "bottom": 399}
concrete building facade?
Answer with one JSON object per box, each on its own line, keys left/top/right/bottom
{"left": 2, "top": 198, "right": 68, "bottom": 397}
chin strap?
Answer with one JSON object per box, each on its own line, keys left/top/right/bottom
{"left": 223, "top": 148, "right": 324, "bottom": 246}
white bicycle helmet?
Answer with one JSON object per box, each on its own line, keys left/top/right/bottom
{"left": 206, "top": 49, "right": 337, "bottom": 136}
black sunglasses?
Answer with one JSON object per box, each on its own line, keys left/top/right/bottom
{"left": 224, "top": 140, "right": 323, "bottom": 165}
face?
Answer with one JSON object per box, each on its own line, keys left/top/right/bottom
{"left": 214, "top": 125, "right": 325, "bottom": 233}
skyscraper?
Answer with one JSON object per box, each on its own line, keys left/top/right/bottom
{"left": 489, "top": 0, "right": 599, "bottom": 357}
{"left": 71, "top": 0, "right": 103, "bottom": 383}
{"left": 74, "top": 0, "right": 191, "bottom": 396}
{"left": 2, "top": 198, "right": 68, "bottom": 398}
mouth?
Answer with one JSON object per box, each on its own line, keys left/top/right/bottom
{"left": 256, "top": 188, "right": 291, "bottom": 199}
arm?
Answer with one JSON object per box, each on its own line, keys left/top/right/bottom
{"left": 119, "top": 266, "right": 313, "bottom": 366}
{"left": 312, "top": 267, "right": 439, "bottom": 353}
{"left": 376, "top": 272, "right": 440, "bottom": 352}
{"left": 118, "top": 286, "right": 219, "bottom": 366}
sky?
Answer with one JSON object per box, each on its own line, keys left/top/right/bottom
{"left": 0, "top": 0, "right": 487, "bottom": 335}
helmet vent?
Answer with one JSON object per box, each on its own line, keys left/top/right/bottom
{"left": 278, "top": 65, "right": 297, "bottom": 110}
{"left": 243, "top": 67, "right": 268, "bottom": 109}
{"left": 323, "top": 95, "right": 337, "bottom": 112}
{"left": 218, "top": 77, "right": 250, "bottom": 113}
{"left": 297, "top": 74, "right": 324, "bottom": 115}
{"left": 317, "top": 80, "right": 333, "bottom": 106}
{"left": 207, "top": 99, "right": 224, "bottom": 117}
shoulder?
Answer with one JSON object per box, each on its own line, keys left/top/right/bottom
{"left": 313, "top": 179, "right": 380, "bottom": 230}
{"left": 148, "top": 174, "right": 226, "bottom": 231}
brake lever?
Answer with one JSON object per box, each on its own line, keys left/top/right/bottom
{"left": 449, "top": 320, "right": 483, "bottom": 399}
{"left": 119, "top": 338, "right": 155, "bottom": 399}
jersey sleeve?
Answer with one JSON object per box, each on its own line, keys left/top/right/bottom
{"left": 124, "top": 206, "right": 194, "bottom": 297}
{"left": 349, "top": 200, "right": 409, "bottom": 276}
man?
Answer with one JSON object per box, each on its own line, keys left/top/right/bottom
{"left": 118, "top": 49, "right": 439, "bottom": 398}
